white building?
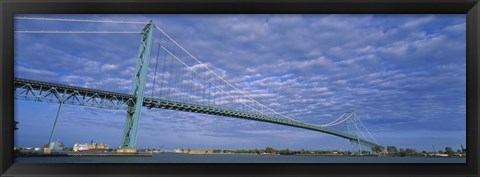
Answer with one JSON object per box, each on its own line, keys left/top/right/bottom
{"left": 73, "top": 144, "right": 89, "bottom": 151}
{"left": 49, "top": 139, "right": 64, "bottom": 151}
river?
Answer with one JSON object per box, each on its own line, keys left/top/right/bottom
{"left": 15, "top": 153, "right": 466, "bottom": 163}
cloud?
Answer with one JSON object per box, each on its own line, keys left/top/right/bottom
{"left": 15, "top": 66, "right": 57, "bottom": 78}
{"left": 444, "top": 22, "right": 466, "bottom": 33}
{"left": 101, "top": 64, "right": 118, "bottom": 71}
{"left": 401, "top": 15, "right": 435, "bottom": 29}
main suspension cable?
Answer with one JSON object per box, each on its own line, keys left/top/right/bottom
{"left": 15, "top": 17, "right": 148, "bottom": 24}
{"left": 15, "top": 31, "right": 141, "bottom": 34}
{"left": 318, "top": 112, "right": 347, "bottom": 127}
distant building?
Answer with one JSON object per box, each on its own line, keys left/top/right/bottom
{"left": 73, "top": 144, "right": 89, "bottom": 151}
{"left": 73, "top": 140, "right": 109, "bottom": 152}
{"left": 49, "top": 139, "right": 65, "bottom": 151}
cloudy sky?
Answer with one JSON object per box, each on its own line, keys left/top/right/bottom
{"left": 14, "top": 14, "right": 466, "bottom": 152}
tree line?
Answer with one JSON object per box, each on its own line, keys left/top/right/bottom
{"left": 371, "top": 145, "right": 466, "bottom": 157}
{"left": 208, "top": 145, "right": 466, "bottom": 157}
{"left": 209, "top": 147, "right": 367, "bottom": 155}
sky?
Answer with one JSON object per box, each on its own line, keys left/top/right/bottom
{"left": 14, "top": 14, "right": 466, "bottom": 152}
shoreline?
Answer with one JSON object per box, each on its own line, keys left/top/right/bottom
{"left": 16, "top": 152, "right": 465, "bottom": 158}
{"left": 16, "top": 152, "right": 153, "bottom": 157}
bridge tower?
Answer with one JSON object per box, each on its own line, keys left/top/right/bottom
{"left": 118, "top": 21, "right": 154, "bottom": 153}
{"left": 346, "top": 111, "right": 361, "bottom": 155}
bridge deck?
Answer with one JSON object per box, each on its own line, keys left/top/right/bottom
{"left": 14, "top": 77, "right": 134, "bottom": 99}
{"left": 14, "top": 77, "right": 380, "bottom": 148}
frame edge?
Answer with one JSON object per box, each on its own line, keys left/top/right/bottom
{"left": 466, "top": 2, "right": 480, "bottom": 175}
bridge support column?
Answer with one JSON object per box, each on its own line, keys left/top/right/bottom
{"left": 47, "top": 101, "right": 63, "bottom": 151}
{"left": 119, "top": 21, "right": 154, "bottom": 152}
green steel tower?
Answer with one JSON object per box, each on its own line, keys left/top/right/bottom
{"left": 119, "top": 21, "right": 154, "bottom": 152}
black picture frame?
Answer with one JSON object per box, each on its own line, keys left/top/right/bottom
{"left": 1, "top": 0, "right": 479, "bottom": 176}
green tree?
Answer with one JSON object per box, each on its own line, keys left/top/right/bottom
{"left": 278, "top": 149, "right": 292, "bottom": 155}
{"left": 405, "top": 148, "right": 417, "bottom": 156}
{"left": 371, "top": 145, "right": 383, "bottom": 154}
{"left": 386, "top": 146, "right": 398, "bottom": 154}
{"left": 265, "top": 147, "right": 276, "bottom": 154}
{"left": 397, "top": 148, "right": 407, "bottom": 157}
{"left": 445, "top": 147, "right": 455, "bottom": 156}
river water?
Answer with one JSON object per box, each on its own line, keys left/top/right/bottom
{"left": 15, "top": 153, "right": 466, "bottom": 163}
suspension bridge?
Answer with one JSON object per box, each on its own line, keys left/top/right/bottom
{"left": 14, "top": 17, "right": 382, "bottom": 153}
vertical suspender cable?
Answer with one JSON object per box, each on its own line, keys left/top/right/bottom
{"left": 203, "top": 73, "right": 206, "bottom": 105}
{"left": 176, "top": 49, "right": 182, "bottom": 102}
{"left": 151, "top": 43, "right": 161, "bottom": 98}
{"left": 180, "top": 53, "right": 186, "bottom": 103}
{"left": 159, "top": 43, "right": 168, "bottom": 98}
{"left": 174, "top": 49, "right": 179, "bottom": 101}
{"left": 208, "top": 82, "right": 211, "bottom": 106}
{"left": 188, "top": 58, "right": 192, "bottom": 103}
{"left": 178, "top": 52, "right": 183, "bottom": 102}
{"left": 212, "top": 78, "right": 215, "bottom": 106}
{"left": 168, "top": 43, "right": 175, "bottom": 99}
{"left": 188, "top": 64, "right": 192, "bottom": 104}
